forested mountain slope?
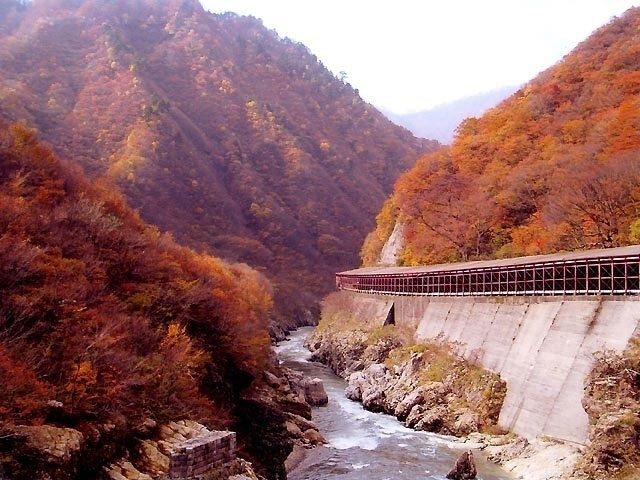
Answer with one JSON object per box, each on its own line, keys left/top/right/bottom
{"left": 0, "top": 121, "right": 305, "bottom": 477}
{"left": 363, "top": 7, "right": 640, "bottom": 266}
{"left": 0, "top": 0, "right": 437, "bottom": 320}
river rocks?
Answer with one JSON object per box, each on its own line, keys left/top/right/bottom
{"left": 453, "top": 409, "right": 482, "bottom": 436}
{"left": 446, "top": 450, "right": 477, "bottom": 480}
{"left": 485, "top": 436, "right": 582, "bottom": 480}
{"left": 285, "top": 421, "right": 303, "bottom": 437}
{"left": 10, "top": 425, "right": 84, "bottom": 463}
{"left": 303, "top": 378, "right": 328, "bottom": 406}
{"left": 307, "top": 310, "right": 507, "bottom": 439}
{"left": 302, "top": 428, "right": 326, "bottom": 445}
{"left": 307, "top": 329, "right": 369, "bottom": 377}
{"left": 408, "top": 405, "right": 448, "bottom": 432}
{"left": 282, "top": 414, "right": 326, "bottom": 447}
{"left": 394, "top": 384, "right": 425, "bottom": 420}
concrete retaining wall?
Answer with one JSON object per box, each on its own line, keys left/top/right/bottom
{"left": 338, "top": 292, "right": 640, "bottom": 444}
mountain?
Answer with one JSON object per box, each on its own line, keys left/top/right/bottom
{"left": 0, "top": 0, "right": 437, "bottom": 323}
{"left": 0, "top": 121, "right": 304, "bottom": 478}
{"left": 362, "top": 8, "right": 640, "bottom": 266}
{"left": 383, "top": 86, "right": 519, "bottom": 144}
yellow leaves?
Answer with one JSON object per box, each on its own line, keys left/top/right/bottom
{"left": 219, "top": 79, "right": 234, "bottom": 94}
{"left": 249, "top": 202, "right": 272, "bottom": 220}
{"left": 166, "top": 322, "right": 182, "bottom": 339}
{"left": 629, "top": 219, "right": 640, "bottom": 243}
{"left": 9, "top": 123, "right": 37, "bottom": 151}
{"left": 562, "top": 119, "right": 587, "bottom": 144}
{"left": 75, "top": 360, "right": 97, "bottom": 385}
{"left": 319, "top": 140, "right": 331, "bottom": 152}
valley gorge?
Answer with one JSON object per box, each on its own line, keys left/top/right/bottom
{"left": 1, "top": 1, "right": 640, "bottom": 480}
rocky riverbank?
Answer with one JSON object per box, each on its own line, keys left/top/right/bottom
{"left": 0, "top": 362, "right": 326, "bottom": 480}
{"left": 306, "top": 302, "right": 507, "bottom": 438}
{"left": 306, "top": 293, "right": 640, "bottom": 480}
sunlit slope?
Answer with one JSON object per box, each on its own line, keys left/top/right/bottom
{"left": 363, "top": 7, "right": 640, "bottom": 266}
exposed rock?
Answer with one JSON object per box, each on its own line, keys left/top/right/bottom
{"left": 453, "top": 409, "right": 481, "bottom": 436}
{"left": 302, "top": 429, "right": 326, "bottom": 445}
{"left": 285, "top": 444, "right": 308, "bottom": 473}
{"left": 263, "top": 371, "right": 283, "bottom": 389}
{"left": 412, "top": 406, "right": 447, "bottom": 433}
{"left": 394, "top": 387, "right": 427, "bottom": 420}
{"left": 446, "top": 450, "right": 477, "bottom": 480}
{"left": 10, "top": 425, "right": 84, "bottom": 463}
{"left": 574, "top": 339, "right": 640, "bottom": 479}
{"left": 307, "top": 304, "right": 507, "bottom": 438}
{"left": 486, "top": 436, "right": 582, "bottom": 480}
{"left": 0, "top": 425, "right": 84, "bottom": 479}
{"left": 285, "top": 421, "right": 303, "bottom": 438}
{"left": 134, "top": 418, "right": 158, "bottom": 437}
{"left": 303, "top": 378, "right": 328, "bottom": 406}
{"left": 284, "top": 413, "right": 317, "bottom": 433}
{"left": 136, "top": 439, "right": 169, "bottom": 476}
{"left": 103, "top": 421, "right": 262, "bottom": 480}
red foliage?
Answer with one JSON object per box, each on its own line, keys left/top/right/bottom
{"left": 0, "top": 0, "right": 438, "bottom": 319}
{"left": 0, "top": 122, "right": 272, "bottom": 431}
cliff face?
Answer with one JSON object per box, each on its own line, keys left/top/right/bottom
{"left": 577, "top": 337, "right": 640, "bottom": 479}
{"left": 0, "top": 0, "right": 437, "bottom": 322}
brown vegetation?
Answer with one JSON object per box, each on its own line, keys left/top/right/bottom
{"left": 0, "top": 122, "right": 279, "bottom": 477}
{"left": 0, "top": 0, "right": 437, "bottom": 321}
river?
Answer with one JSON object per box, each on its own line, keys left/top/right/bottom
{"left": 275, "top": 327, "right": 511, "bottom": 480}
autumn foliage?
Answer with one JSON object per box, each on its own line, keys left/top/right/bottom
{"left": 363, "top": 8, "right": 640, "bottom": 265}
{"left": 0, "top": 122, "right": 272, "bottom": 434}
{"left": 0, "top": 0, "right": 436, "bottom": 320}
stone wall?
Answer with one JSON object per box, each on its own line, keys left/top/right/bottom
{"left": 169, "top": 431, "right": 236, "bottom": 479}
{"left": 334, "top": 291, "right": 640, "bottom": 444}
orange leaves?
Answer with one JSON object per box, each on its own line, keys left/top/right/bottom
{"left": 368, "top": 9, "right": 640, "bottom": 267}
{"left": 0, "top": 121, "right": 274, "bottom": 431}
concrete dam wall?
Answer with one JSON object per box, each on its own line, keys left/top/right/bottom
{"left": 335, "top": 291, "right": 640, "bottom": 444}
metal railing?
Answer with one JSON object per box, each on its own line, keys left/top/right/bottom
{"left": 336, "top": 255, "right": 640, "bottom": 297}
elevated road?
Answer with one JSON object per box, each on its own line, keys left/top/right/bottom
{"left": 337, "top": 245, "right": 640, "bottom": 296}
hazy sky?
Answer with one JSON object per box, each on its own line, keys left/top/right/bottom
{"left": 201, "top": 1, "right": 638, "bottom": 114}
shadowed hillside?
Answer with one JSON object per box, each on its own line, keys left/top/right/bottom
{"left": 0, "top": 121, "right": 306, "bottom": 478}
{"left": 0, "top": 0, "right": 437, "bottom": 324}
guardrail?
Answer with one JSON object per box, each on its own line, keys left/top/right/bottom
{"left": 336, "top": 254, "right": 640, "bottom": 297}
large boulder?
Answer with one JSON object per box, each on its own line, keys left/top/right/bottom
{"left": 302, "top": 428, "right": 326, "bottom": 445}
{"left": 394, "top": 387, "right": 428, "bottom": 420}
{"left": 303, "top": 378, "right": 328, "bottom": 406}
{"left": 1, "top": 425, "right": 84, "bottom": 480}
{"left": 453, "top": 409, "right": 482, "bottom": 436}
{"left": 446, "top": 450, "right": 477, "bottom": 480}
